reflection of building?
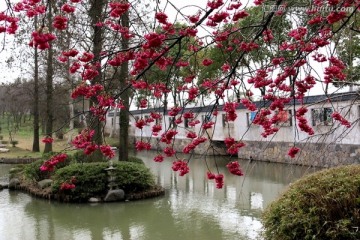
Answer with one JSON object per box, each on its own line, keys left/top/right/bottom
{"left": 106, "top": 92, "right": 360, "bottom": 167}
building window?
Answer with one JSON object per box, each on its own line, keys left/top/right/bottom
{"left": 222, "top": 114, "right": 234, "bottom": 128}
{"left": 311, "top": 108, "right": 333, "bottom": 126}
{"left": 184, "top": 118, "right": 192, "bottom": 128}
{"left": 246, "top": 112, "right": 257, "bottom": 127}
{"left": 168, "top": 117, "right": 174, "bottom": 128}
{"left": 202, "top": 114, "right": 211, "bottom": 123}
{"left": 155, "top": 117, "right": 162, "bottom": 126}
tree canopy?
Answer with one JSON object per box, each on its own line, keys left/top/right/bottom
{"left": 1, "top": 0, "right": 359, "bottom": 186}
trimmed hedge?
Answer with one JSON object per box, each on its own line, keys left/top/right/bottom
{"left": 52, "top": 161, "right": 155, "bottom": 202}
{"left": 23, "top": 159, "right": 49, "bottom": 181}
{"left": 72, "top": 150, "right": 144, "bottom": 164}
{"left": 23, "top": 153, "right": 73, "bottom": 181}
{"left": 262, "top": 165, "right": 360, "bottom": 240}
{"left": 127, "top": 156, "right": 144, "bottom": 164}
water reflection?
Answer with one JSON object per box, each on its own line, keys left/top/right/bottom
{"left": 0, "top": 153, "right": 318, "bottom": 240}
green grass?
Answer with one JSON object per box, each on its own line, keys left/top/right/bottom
{"left": 0, "top": 115, "right": 120, "bottom": 159}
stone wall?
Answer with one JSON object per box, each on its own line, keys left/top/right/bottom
{"left": 0, "top": 158, "right": 40, "bottom": 164}
{"left": 237, "top": 141, "right": 360, "bottom": 168}
{"left": 131, "top": 136, "right": 228, "bottom": 155}
{"left": 131, "top": 136, "right": 360, "bottom": 168}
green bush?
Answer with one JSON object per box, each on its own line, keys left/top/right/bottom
{"left": 72, "top": 150, "right": 90, "bottom": 163}
{"left": 52, "top": 163, "right": 108, "bottom": 202}
{"left": 125, "top": 156, "right": 144, "bottom": 164}
{"left": 72, "top": 149, "right": 143, "bottom": 164}
{"left": 262, "top": 165, "right": 360, "bottom": 240}
{"left": 71, "top": 149, "right": 107, "bottom": 162}
{"left": 52, "top": 161, "right": 155, "bottom": 202}
{"left": 112, "top": 161, "right": 154, "bottom": 191}
{"left": 23, "top": 159, "right": 50, "bottom": 181}
{"left": 23, "top": 153, "right": 72, "bottom": 181}
{"left": 9, "top": 165, "right": 25, "bottom": 178}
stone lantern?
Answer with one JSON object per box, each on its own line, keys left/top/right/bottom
{"left": 104, "top": 161, "right": 125, "bottom": 202}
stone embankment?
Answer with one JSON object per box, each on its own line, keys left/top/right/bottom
{"left": 0, "top": 158, "right": 40, "bottom": 164}
{"left": 7, "top": 176, "right": 165, "bottom": 203}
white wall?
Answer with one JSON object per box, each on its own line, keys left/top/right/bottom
{"left": 105, "top": 99, "right": 360, "bottom": 146}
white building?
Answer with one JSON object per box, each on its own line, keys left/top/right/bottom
{"left": 106, "top": 92, "right": 360, "bottom": 167}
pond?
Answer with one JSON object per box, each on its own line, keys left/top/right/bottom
{"left": 0, "top": 151, "right": 318, "bottom": 240}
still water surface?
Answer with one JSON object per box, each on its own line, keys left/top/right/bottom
{"left": 0, "top": 152, "right": 317, "bottom": 240}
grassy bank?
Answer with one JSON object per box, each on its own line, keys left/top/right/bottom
{"left": 0, "top": 133, "right": 120, "bottom": 159}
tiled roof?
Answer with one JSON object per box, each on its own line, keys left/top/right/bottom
{"left": 115, "top": 91, "right": 360, "bottom": 116}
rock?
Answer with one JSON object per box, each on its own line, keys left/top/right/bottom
{"left": 8, "top": 178, "right": 20, "bottom": 189}
{"left": 38, "top": 179, "right": 53, "bottom": 189}
{"left": 0, "top": 184, "right": 3, "bottom": 190}
{"left": 0, "top": 148, "right": 9, "bottom": 153}
{"left": 104, "top": 189, "right": 125, "bottom": 202}
{"left": 88, "top": 197, "right": 101, "bottom": 203}
{"left": 9, "top": 167, "right": 22, "bottom": 175}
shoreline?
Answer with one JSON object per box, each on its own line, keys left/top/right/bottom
{"left": 0, "top": 157, "right": 40, "bottom": 164}
{"left": 8, "top": 176, "right": 166, "bottom": 203}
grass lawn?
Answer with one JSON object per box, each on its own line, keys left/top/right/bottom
{"left": 0, "top": 134, "right": 71, "bottom": 158}
{"left": 0, "top": 133, "right": 120, "bottom": 159}
{"left": 0, "top": 115, "right": 120, "bottom": 159}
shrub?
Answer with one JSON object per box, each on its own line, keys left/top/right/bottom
{"left": 262, "top": 165, "right": 360, "bottom": 240}
{"left": 23, "top": 159, "right": 50, "bottom": 181}
{"left": 9, "top": 165, "right": 25, "bottom": 178}
{"left": 23, "top": 153, "right": 72, "bottom": 181}
{"left": 52, "top": 161, "right": 155, "bottom": 202}
{"left": 112, "top": 161, "right": 155, "bottom": 191}
{"left": 125, "top": 156, "right": 144, "bottom": 164}
{"left": 52, "top": 163, "right": 108, "bottom": 202}
{"left": 71, "top": 150, "right": 107, "bottom": 163}
{"left": 72, "top": 150, "right": 90, "bottom": 163}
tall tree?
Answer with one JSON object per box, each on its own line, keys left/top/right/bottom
{"left": 87, "top": 0, "right": 106, "bottom": 161}
{"left": 32, "top": 15, "right": 40, "bottom": 152}
{"left": 44, "top": 1, "right": 54, "bottom": 153}
{"left": 118, "top": 5, "right": 130, "bottom": 161}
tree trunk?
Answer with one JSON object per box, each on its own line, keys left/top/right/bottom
{"left": 67, "top": 37, "right": 75, "bottom": 144}
{"left": 118, "top": 8, "right": 130, "bottom": 161}
{"left": 32, "top": 53, "right": 40, "bottom": 152}
{"left": 32, "top": 16, "right": 40, "bottom": 152}
{"left": 67, "top": 88, "right": 75, "bottom": 144}
{"left": 44, "top": 2, "right": 54, "bottom": 153}
{"left": 88, "top": 0, "right": 105, "bottom": 161}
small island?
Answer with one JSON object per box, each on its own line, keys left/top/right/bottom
{"left": 6, "top": 152, "right": 165, "bottom": 203}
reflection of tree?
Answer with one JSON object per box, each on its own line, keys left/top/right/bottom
{"left": 23, "top": 196, "right": 182, "bottom": 240}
